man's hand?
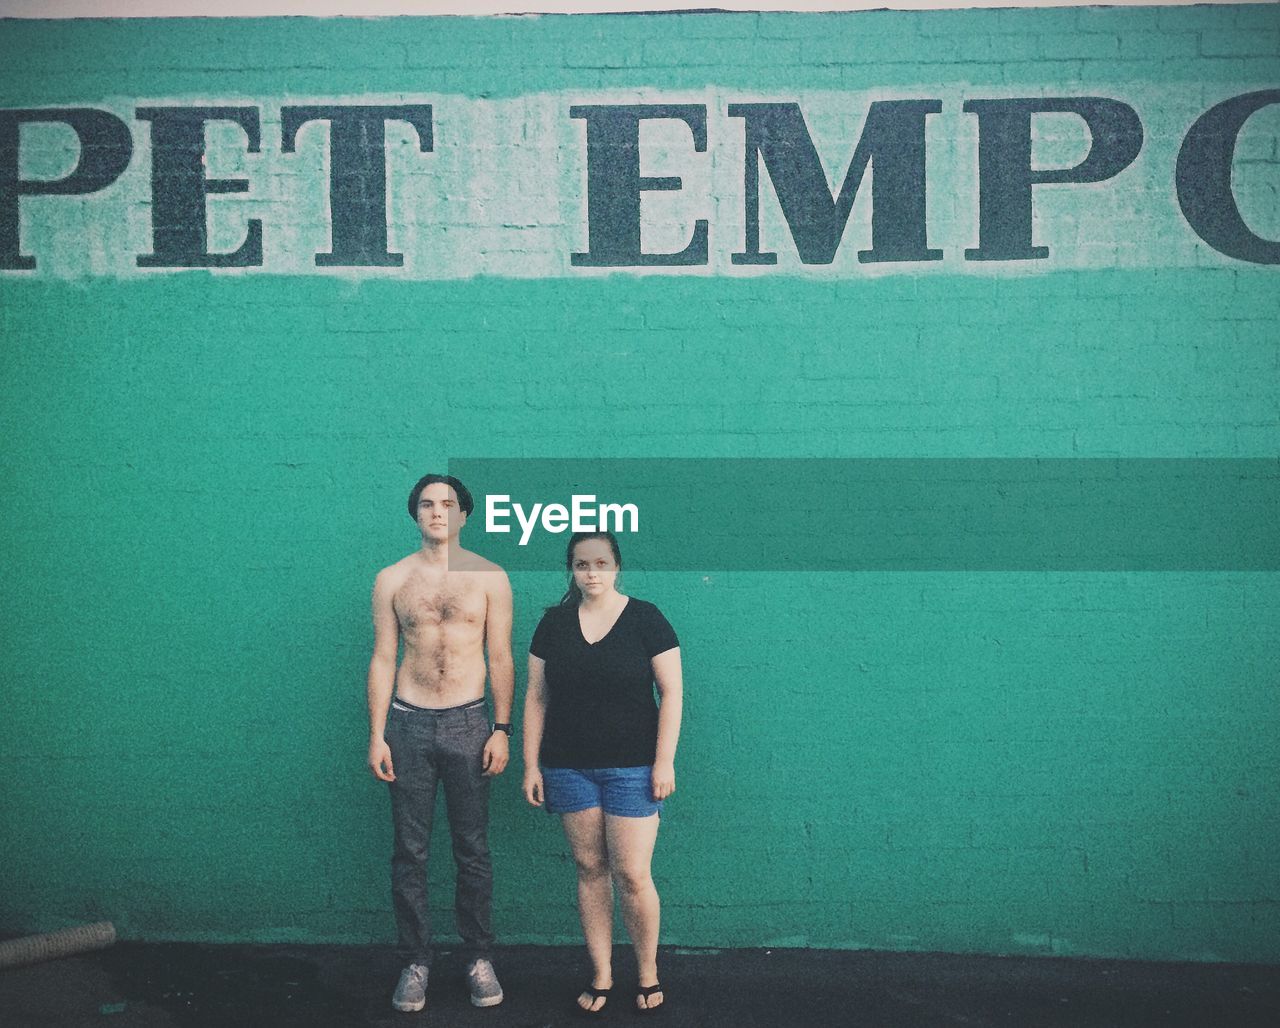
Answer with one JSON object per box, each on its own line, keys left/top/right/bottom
{"left": 523, "top": 767, "right": 544, "bottom": 807}
{"left": 652, "top": 761, "right": 675, "bottom": 800}
{"left": 369, "top": 738, "right": 395, "bottom": 782}
{"left": 482, "top": 731, "right": 509, "bottom": 776}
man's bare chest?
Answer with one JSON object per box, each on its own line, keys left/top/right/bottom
{"left": 394, "top": 576, "right": 487, "bottom": 631}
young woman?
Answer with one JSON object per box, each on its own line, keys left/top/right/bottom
{"left": 522, "top": 531, "right": 684, "bottom": 1017}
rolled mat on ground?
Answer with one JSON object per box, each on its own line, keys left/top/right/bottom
{"left": 0, "top": 921, "right": 117, "bottom": 970}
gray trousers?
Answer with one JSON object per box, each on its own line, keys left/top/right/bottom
{"left": 385, "top": 697, "right": 494, "bottom": 966}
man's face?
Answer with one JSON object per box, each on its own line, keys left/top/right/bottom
{"left": 417, "top": 482, "right": 466, "bottom": 542}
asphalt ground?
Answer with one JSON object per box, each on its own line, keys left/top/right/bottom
{"left": 2, "top": 943, "right": 1279, "bottom": 1027}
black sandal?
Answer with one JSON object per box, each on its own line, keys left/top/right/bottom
{"left": 573, "top": 984, "right": 611, "bottom": 1018}
{"left": 635, "top": 982, "right": 665, "bottom": 1015}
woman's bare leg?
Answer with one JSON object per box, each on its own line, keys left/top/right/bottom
{"left": 562, "top": 807, "right": 613, "bottom": 1011}
{"left": 605, "top": 812, "right": 663, "bottom": 1010}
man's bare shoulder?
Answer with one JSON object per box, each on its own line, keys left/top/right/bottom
{"left": 374, "top": 554, "right": 418, "bottom": 591}
{"left": 449, "top": 548, "right": 509, "bottom": 578}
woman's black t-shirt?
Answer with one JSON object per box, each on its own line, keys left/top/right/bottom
{"left": 530, "top": 597, "right": 679, "bottom": 769}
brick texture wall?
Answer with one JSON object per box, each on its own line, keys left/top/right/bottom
{"left": 0, "top": 5, "right": 1277, "bottom": 962}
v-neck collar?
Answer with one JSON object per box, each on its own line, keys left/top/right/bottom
{"left": 577, "top": 596, "right": 631, "bottom": 647}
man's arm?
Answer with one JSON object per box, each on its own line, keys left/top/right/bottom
{"left": 367, "top": 569, "right": 399, "bottom": 782}
{"left": 651, "top": 647, "right": 683, "bottom": 800}
{"left": 481, "top": 570, "right": 514, "bottom": 776}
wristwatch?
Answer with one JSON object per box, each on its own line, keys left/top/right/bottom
{"left": 491, "top": 722, "right": 513, "bottom": 737}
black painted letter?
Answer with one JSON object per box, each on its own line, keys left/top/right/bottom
{"left": 570, "top": 104, "right": 708, "bottom": 267}
{"left": 281, "top": 105, "right": 433, "bottom": 267}
{"left": 964, "top": 98, "right": 1143, "bottom": 262}
{"left": 1177, "top": 90, "right": 1280, "bottom": 265}
{"left": 0, "top": 108, "right": 132, "bottom": 271}
{"left": 136, "top": 106, "right": 262, "bottom": 268}
{"left": 729, "top": 101, "right": 942, "bottom": 265}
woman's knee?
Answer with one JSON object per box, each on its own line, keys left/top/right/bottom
{"left": 575, "top": 853, "right": 610, "bottom": 881}
{"left": 610, "top": 864, "right": 654, "bottom": 896}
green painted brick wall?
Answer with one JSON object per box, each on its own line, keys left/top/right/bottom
{"left": 1, "top": 6, "right": 1278, "bottom": 963}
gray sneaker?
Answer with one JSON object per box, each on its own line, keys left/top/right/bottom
{"left": 466, "top": 957, "right": 504, "bottom": 1008}
{"left": 392, "top": 963, "right": 428, "bottom": 1013}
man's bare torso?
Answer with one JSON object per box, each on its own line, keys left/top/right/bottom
{"left": 384, "top": 549, "right": 498, "bottom": 707}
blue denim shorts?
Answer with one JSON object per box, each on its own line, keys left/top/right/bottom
{"left": 541, "top": 766, "right": 662, "bottom": 818}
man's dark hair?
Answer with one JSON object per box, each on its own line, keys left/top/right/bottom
{"left": 407, "top": 474, "right": 474, "bottom": 520}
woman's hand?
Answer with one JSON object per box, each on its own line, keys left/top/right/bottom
{"left": 651, "top": 761, "right": 675, "bottom": 800}
{"left": 523, "top": 767, "right": 544, "bottom": 807}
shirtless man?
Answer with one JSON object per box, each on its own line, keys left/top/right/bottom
{"left": 367, "top": 474, "right": 514, "bottom": 1014}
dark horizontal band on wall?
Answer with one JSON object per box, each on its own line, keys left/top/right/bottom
{"left": 449, "top": 457, "right": 1280, "bottom": 571}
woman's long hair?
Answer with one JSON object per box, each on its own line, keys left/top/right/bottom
{"left": 553, "top": 530, "right": 623, "bottom": 608}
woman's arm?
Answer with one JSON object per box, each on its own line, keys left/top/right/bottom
{"left": 522, "top": 654, "right": 548, "bottom": 806}
{"left": 651, "top": 647, "right": 683, "bottom": 799}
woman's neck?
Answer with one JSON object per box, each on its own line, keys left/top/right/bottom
{"left": 579, "top": 589, "right": 623, "bottom": 612}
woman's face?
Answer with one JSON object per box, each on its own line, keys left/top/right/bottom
{"left": 571, "top": 537, "right": 620, "bottom": 599}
